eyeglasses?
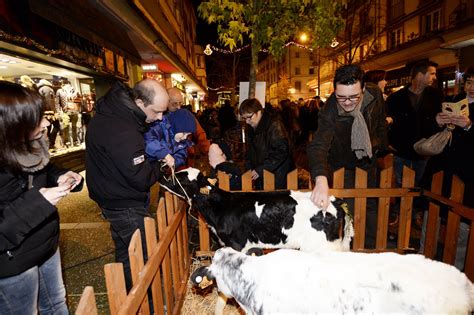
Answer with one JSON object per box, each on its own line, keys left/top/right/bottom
{"left": 241, "top": 113, "right": 255, "bottom": 121}
{"left": 335, "top": 93, "right": 362, "bottom": 103}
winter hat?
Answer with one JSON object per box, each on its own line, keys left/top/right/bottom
{"left": 167, "top": 109, "right": 196, "bottom": 134}
{"left": 208, "top": 143, "right": 226, "bottom": 168}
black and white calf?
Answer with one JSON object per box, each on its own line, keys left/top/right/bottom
{"left": 192, "top": 247, "right": 474, "bottom": 314}
{"left": 158, "top": 167, "right": 354, "bottom": 253}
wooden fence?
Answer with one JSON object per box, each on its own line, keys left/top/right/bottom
{"left": 75, "top": 165, "right": 474, "bottom": 314}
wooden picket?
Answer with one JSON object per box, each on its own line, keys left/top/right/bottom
{"left": 75, "top": 164, "right": 474, "bottom": 314}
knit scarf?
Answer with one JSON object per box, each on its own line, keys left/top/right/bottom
{"left": 16, "top": 135, "right": 50, "bottom": 173}
{"left": 337, "top": 97, "right": 373, "bottom": 160}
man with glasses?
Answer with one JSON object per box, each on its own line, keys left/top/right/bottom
{"left": 307, "top": 64, "right": 387, "bottom": 249}
{"left": 240, "top": 98, "right": 293, "bottom": 189}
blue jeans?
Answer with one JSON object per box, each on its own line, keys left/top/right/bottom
{"left": 393, "top": 155, "right": 428, "bottom": 187}
{"left": 0, "top": 249, "right": 68, "bottom": 315}
{"left": 101, "top": 207, "right": 150, "bottom": 291}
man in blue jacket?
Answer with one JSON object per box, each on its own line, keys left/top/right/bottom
{"left": 86, "top": 79, "right": 169, "bottom": 290}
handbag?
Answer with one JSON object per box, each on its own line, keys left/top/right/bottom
{"left": 413, "top": 127, "right": 452, "bottom": 156}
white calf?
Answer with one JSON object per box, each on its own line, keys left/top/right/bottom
{"left": 192, "top": 247, "right": 474, "bottom": 314}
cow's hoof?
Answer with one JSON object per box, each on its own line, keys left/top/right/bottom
{"left": 246, "top": 248, "right": 264, "bottom": 256}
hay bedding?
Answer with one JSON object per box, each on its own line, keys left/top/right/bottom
{"left": 181, "top": 254, "right": 242, "bottom": 315}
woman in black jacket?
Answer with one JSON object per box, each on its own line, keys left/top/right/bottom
{"left": 240, "top": 98, "right": 293, "bottom": 189}
{"left": 0, "top": 81, "right": 82, "bottom": 314}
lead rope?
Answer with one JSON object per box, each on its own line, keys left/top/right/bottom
{"left": 162, "top": 164, "right": 199, "bottom": 222}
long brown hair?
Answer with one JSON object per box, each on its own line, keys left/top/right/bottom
{"left": 0, "top": 81, "right": 45, "bottom": 171}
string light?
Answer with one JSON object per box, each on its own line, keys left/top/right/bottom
{"left": 0, "top": 30, "right": 127, "bottom": 78}
{"left": 204, "top": 44, "right": 213, "bottom": 55}
{"left": 207, "top": 41, "right": 314, "bottom": 55}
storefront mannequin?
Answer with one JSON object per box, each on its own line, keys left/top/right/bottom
{"left": 56, "top": 81, "right": 81, "bottom": 147}
{"left": 38, "top": 79, "right": 60, "bottom": 150}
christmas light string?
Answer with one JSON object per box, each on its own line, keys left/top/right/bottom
{"left": 207, "top": 41, "right": 314, "bottom": 55}
{"left": 0, "top": 30, "right": 126, "bottom": 78}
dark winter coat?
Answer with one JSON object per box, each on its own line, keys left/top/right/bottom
{"left": 307, "top": 84, "right": 387, "bottom": 180}
{"left": 246, "top": 110, "right": 294, "bottom": 189}
{"left": 386, "top": 85, "right": 443, "bottom": 160}
{"left": 86, "top": 82, "right": 162, "bottom": 208}
{"left": 427, "top": 92, "right": 474, "bottom": 206}
{"left": 0, "top": 164, "right": 73, "bottom": 278}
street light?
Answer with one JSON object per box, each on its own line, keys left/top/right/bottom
{"left": 299, "top": 33, "right": 308, "bottom": 43}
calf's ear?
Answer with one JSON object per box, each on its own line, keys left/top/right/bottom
{"left": 190, "top": 266, "right": 215, "bottom": 289}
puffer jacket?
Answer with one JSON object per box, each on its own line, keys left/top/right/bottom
{"left": 246, "top": 110, "right": 294, "bottom": 189}
{"left": 307, "top": 83, "right": 388, "bottom": 180}
{"left": 143, "top": 116, "right": 190, "bottom": 168}
{"left": 0, "top": 164, "right": 69, "bottom": 278}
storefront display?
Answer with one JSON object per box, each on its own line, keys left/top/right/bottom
{"left": 0, "top": 53, "right": 96, "bottom": 155}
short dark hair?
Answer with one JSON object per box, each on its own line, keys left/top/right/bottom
{"left": 365, "top": 70, "right": 386, "bottom": 84}
{"left": 133, "top": 80, "right": 155, "bottom": 106}
{"left": 333, "top": 64, "right": 365, "bottom": 89}
{"left": 463, "top": 65, "right": 474, "bottom": 82}
{"left": 239, "top": 98, "right": 263, "bottom": 114}
{"left": 410, "top": 60, "right": 438, "bottom": 80}
{"left": 0, "top": 81, "right": 45, "bottom": 171}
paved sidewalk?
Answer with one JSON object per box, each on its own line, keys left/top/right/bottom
{"left": 57, "top": 172, "right": 113, "bottom": 314}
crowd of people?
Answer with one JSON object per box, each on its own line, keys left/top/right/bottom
{"left": 1, "top": 60, "right": 473, "bottom": 311}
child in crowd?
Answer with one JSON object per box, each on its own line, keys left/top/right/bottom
{"left": 144, "top": 108, "right": 196, "bottom": 170}
{"left": 208, "top": 127, "right": 242, "bottom": 190}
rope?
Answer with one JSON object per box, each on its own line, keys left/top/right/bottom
{"left": 161, "top": 163, "right": 200, "bottom": 222}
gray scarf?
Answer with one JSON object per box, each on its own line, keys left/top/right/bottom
{"left": 16, "top": 136, "right": 50, "bottom": 173}
{"left": 337, "top": 93, "right": 373, "bottom": 160}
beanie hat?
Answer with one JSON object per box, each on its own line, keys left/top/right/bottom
{"left": 208, "top": 143, "right": 226, "bottom": 168}
{"left": 167, "top": 109, "right": 196, "bottom": 134}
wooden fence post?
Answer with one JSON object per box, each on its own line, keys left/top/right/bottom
{"left": 104, "top": 263, "right": 127, "bottom": 315}
{"left": 144, "top": 218, "right": 165, "bottom": 315}
{"left": 398, "top": 166, "right": 415, "bottom": 249}
{"left": 443, "top": 176, "right": 464, "bottom": 265}
{"left": 128, "top": 231, "right": 150, "bottom": 315}
{"left": 287, "top": 169, "right": 298, "bottom": 190}
{"left": 241, "top": 170, "right": 253, "bottom": 191}
{"left": 263, "top": 170, "right": 275, "bottom": 191}
{"left": 423, "top": 171, "right": 443, "bottom": 258}
{"left": 156, "top": 197, "right": 174, "bottom": 311}
{"left": 376, "top": 167, "right": 393, "bottom": 249}
{"left": 75, "top": 286, "right": 97, "bottom": 315}
{"left": 354, "top": 168, "right": 368, "bottom": 250}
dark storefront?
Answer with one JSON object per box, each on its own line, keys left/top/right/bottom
{"left": 0, "top": 0, "right": 141, "bottom": 161}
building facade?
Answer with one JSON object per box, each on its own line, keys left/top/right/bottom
{"left": 257, "top": 44, "right": 318, "bottom": 105}
{"left": 257, "top": 0, "right": 474, "bottom": 101}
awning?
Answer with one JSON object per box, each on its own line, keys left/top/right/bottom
{"left": 29, "top": 0, "right": 141, "bottom": 64}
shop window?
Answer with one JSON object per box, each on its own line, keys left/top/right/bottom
{"left": 295, "top": 81, "right": 301, "bottom": 91}
{"left": 295, "top": 67, "right": 301, "bottom": 75}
